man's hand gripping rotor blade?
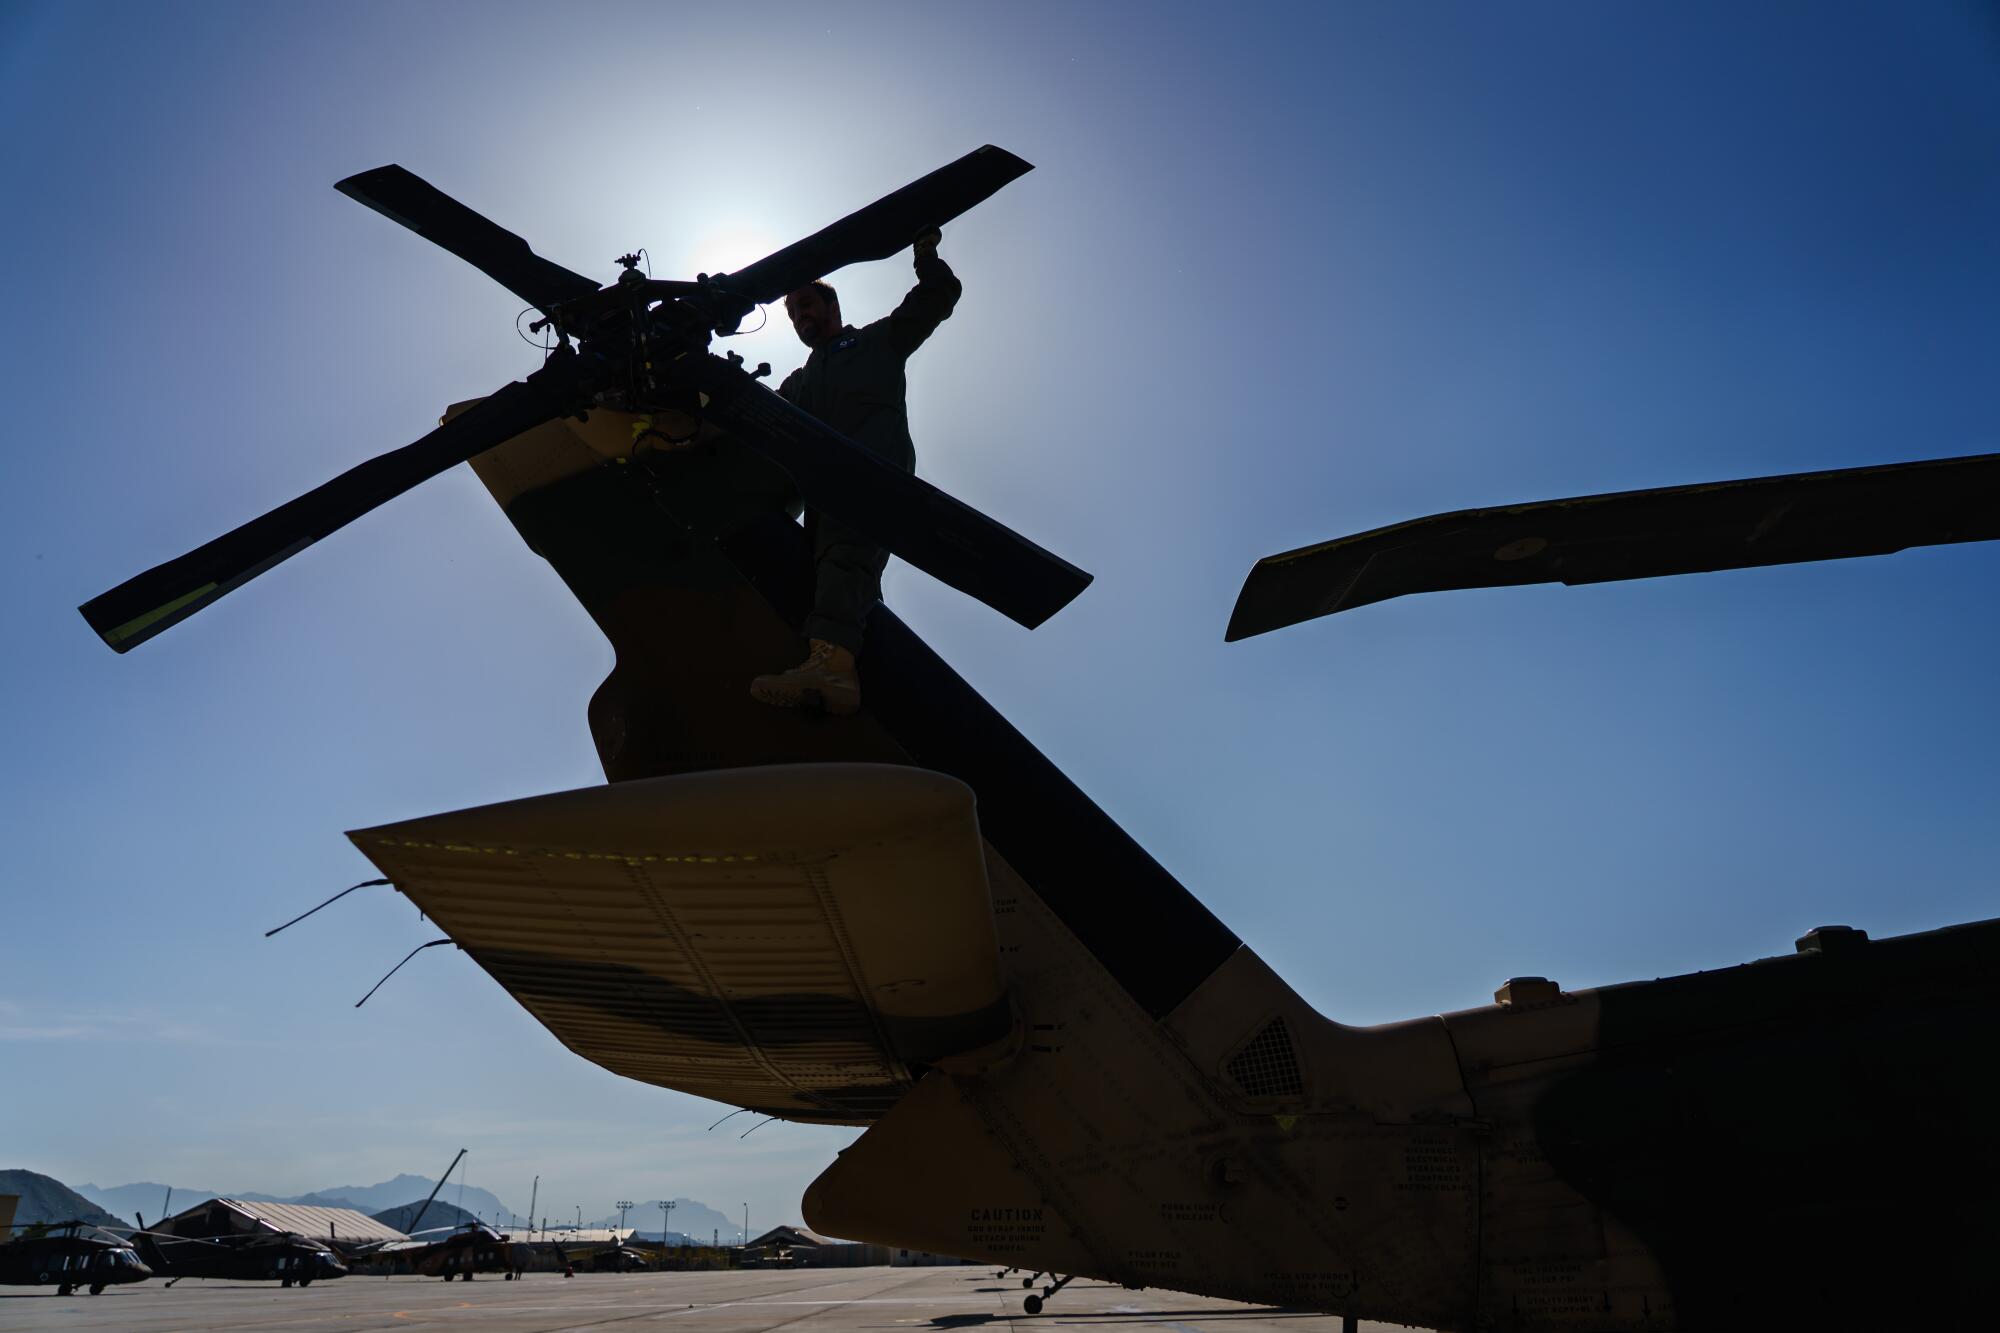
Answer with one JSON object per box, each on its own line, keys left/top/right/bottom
{"left": 696, "top": 146, "right": 1087, "bottom": 627}
{"left": 704, "top": 145, "right": 1032, "bottom": 329}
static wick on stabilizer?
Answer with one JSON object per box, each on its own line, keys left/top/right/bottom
{"left": 264, "top": 878, "right": 390, "bottom": 937}
{"left": 355, "top": 938, "right": 456, "bottom": 1008}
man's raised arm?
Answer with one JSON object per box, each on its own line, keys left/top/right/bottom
{"left": 886, "top": 228, "right": 963, "bottom": 357}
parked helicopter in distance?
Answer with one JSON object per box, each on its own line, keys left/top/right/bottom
{"left": 131, "top": 1205, "right": 347, "bottom": 1288}
{"left": 375, "top": 1221, "right": 528, "bottom": 1281}
{"left": 583, "top": 1241, "right": 656, "bottom": 1273}
{"left": 84, "top": 150, "right": 2000, "bottom": 1331}
{"left": 1, "top": 1198, "right": 152, "bottom": 1297}
{"left": 342, "top": 1151, "right": 527, "bottom": 1281}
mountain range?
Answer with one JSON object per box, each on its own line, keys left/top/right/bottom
{"left": 1, "top": 1169, "right": 131, "bottom": 1230}
{"left": 584, "top": 1197, "right": 745, "bottom": 1243}
{"left": 75, "top": 1174, "right": 511, "bottom": 1226}
{"left": 33, "top": 1173, "right": 765, "bottom": 1243}
{"left": 369, "top": 1198, "right": 482, "bottom": 1234}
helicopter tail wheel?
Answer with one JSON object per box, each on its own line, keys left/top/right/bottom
{"left": 56, "top": 1283, "right": 73, "bottom": 1296}
{"left": 89, "top": 1283, "right": 105, "bottom": 1296}
{"left": 1030, "top": 1274, "right": 1075, "bottom": 1313}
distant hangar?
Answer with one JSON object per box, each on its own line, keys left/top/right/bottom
{"left": 149, "top": 1198, "right": 408, "bottom": 1247}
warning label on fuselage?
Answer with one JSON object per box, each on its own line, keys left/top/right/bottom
{"left": 966, "top": 1207, "right": 1048, "bottom": 1255}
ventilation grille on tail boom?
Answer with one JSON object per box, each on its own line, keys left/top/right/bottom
{"left": 1227, "top": 1017, "right": 1304, "bottom": 1098}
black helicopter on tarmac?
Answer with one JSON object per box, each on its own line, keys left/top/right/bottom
{"left": 344, "top": 1151, "right": 526, "bottom": 1281}
{"left": 0, "top": 1202, "right": 152, "bottom": 1297}
{"left": 129, "top": 1206, "right": 347, "bottom": 1288}
{"left": 580, "top": 1241, "right": 654, "bottom": 1273}
{"left": 369, "top": 1220, "right": 528, "bottom": 1281}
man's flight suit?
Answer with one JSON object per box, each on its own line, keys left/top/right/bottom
{"left": 777, "top": 249, "right": 961, "bottom": 652}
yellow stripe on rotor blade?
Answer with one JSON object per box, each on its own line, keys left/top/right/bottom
{"left": 105, "top": 583, "right": 219, "bottom": 646}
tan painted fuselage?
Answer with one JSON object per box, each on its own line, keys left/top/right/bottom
{"left": 364, "top": 411, "right": 1998, "bottom": 1333}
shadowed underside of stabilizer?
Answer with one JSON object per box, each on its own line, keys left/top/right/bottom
{"left": 351, "top": 764, "right": 1013, "bottom": 1124}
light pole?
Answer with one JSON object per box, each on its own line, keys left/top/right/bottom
{"left": 575, "top": 1205, "right": 582, "bottom": 1231}
{"left": 616, "top": 1200, "right": 634, "bottom": 1236}
{"left": 659, "top": 1199, "right": 675, "bottom": 1243}
{"left": 742, "top": 1203, "right": 748, "bottom": 1246}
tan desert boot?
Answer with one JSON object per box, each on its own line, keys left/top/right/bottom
{"left": 749, "top": 639, "right": 861, "bottom": 715}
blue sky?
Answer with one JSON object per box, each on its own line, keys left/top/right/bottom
{"left": 3, "top": 1, "right": 1995, "bottom": 1230}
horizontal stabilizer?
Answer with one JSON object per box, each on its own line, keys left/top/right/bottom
{"left": 1227, "top": 452, "right": 2000, "bottom": 640}
{"left": 350, "top": 764, "right": 1010, "bottom": 1124}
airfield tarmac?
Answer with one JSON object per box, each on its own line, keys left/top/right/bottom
{"left": 0, "top": 1264, "right": 1407, "bottom": 1333}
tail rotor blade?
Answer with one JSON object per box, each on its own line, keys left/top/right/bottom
{"left": 711, "top": 146, "right": 1032, "bottom": 319}
{"left": 696, "top": 356, "right": 1090, "bottom": 629}
{"left": 336, "top": 166, "right": 601, "bottom": 312}
{"left": 80, "top": 360, "right": 587, "bottom": 652}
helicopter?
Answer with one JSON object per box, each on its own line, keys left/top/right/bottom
{"left": 582, "top": 1241, "right": 656, "bottom": 1273}
{"left": 342, "top": 1150, "right": 527, "bottom": 1281}
{"left": 1, "top": 1200, "right": 152, "bottom": 1297}
{"left": 372, "top": 1220, "right": 529, "bottom": 1282}
{"left": 85, "top": 152, "right": 2000, "bottom": 1331}
{"left": 129, "top": 1200, "right": 348, "bottom": 1288}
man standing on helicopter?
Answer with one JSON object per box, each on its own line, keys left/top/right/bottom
{"left": 748, "top": 228, "right": 961, "bottom": 715}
